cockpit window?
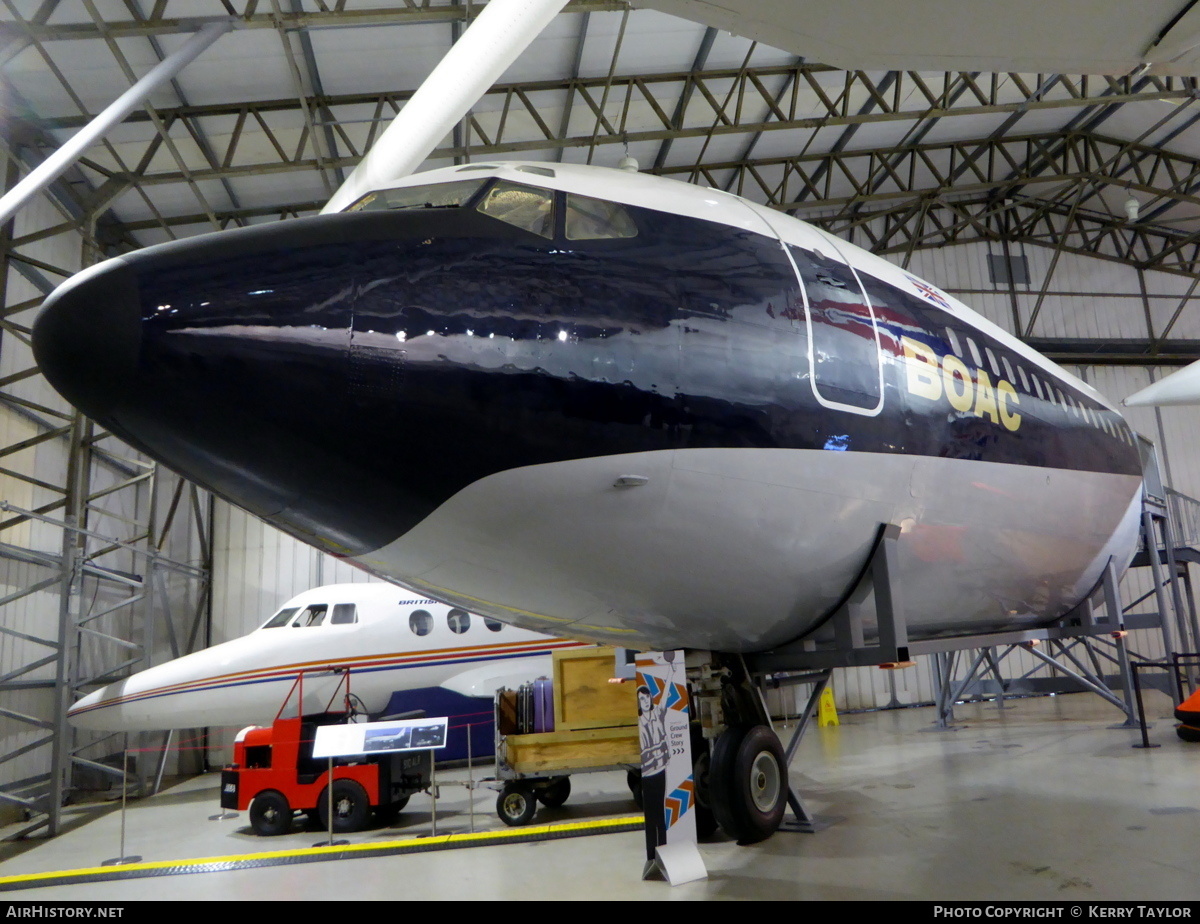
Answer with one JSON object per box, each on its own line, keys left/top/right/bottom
{"left": 292, "top": 604, "right": 327, "bottom": 627}
{"left": 475, "top": 181, "right": 555, "bottom": 238}
{"left": 331, "top": 603, "right": 357, "bottom": 625}
{"left": 263, "top": 607, "right": 299, "bottom": 629}
{"left": 565, "top": 193, "right": 638, "bottom": 241}
{"left": 348, "top": 179, "right": 488, "bottom": 213}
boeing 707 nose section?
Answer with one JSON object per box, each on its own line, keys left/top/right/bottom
{"left": 35, "top": 215, "right": 377, "bottom": 554}
{"left": 33, "top": 171, "right": 809, "bottom": 568}
{"left": 36, "top": 201, "right": 647, "bottom": 558}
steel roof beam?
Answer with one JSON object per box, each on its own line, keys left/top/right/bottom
{"left": 0, "top": 1, "right": 626, "bottom": 42}
{"left": 653, "top": 26, "right": 716, "bottom": 170}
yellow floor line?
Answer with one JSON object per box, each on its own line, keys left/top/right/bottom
{"left": 0, "top": 815, "right": 644, "bottom": 891}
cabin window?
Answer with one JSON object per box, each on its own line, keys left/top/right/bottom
{"left": 331, "top": 603, "right": 357, "bottom": 625}
{"left": 984, "top": 347, "right": 1001, "bottom": 378}
{"left": 409, "top": 609, "right": 433, "bottom": 637}
{"left": 565, "top": 194, "right": 638, "bottom": 240}
{"left": 448, "top": 608, "right": 471, "bottom": 634}
{"left": 484, "top": 617, "right": 504, "bottom": 632}
{"left": 1031, "top": 376, "right": 1045, "bottom": 401}
{"left": 476, "top": 181, "right": 555, "bottom": 238}
{"left": 293, "top": 604, "right": 327, "bottom": 627}
{"left": 263, "top": 607, "right": 299, "bottom": 629}
{"left": 966, "top": 337, "right": 984, "bottom": 368}
{"left": 1001, "top": 356, "right": 1016, "bottom": 384}
{"left": 944, "top": 327, "right": 963, "bottom": 358}
{"left": 1017, "top": 366, "right": 1030, "bottom": 393}
{"left": 347, "top": 178, "right": 487, "bottom": 212}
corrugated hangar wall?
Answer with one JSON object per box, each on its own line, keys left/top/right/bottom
{"left": 207, "top": 239, "right": 1200, "bottom": 716}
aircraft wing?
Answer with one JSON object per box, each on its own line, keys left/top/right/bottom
{"left": 439, "top": 657, "right": 552, "bottom": 699}
{"left": 634, "top": 0, "right": 1200, "bottom": 75}
{"left": 1124, "top": 361, "right": 1200, "bottom": 407}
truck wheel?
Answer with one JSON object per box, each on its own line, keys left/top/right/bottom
{"left": 249, "top": 790, "right": 292, "bottom": 836}
{"left": 538, "top": 776, "right": 571, "bottom": 808}
{"left": 316, "top": 779, "right": 371, "bottom": 833}
{"left": 497, "top": 783, "right": 537, "bottom": 826}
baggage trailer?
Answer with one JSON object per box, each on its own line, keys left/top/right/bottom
{"left": 492, "top": 647, "right": 641, "bottom": 826}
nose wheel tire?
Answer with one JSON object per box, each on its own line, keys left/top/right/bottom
{"left": 316, "top": 779, "right": 371, "bottom": 833}
{"left": 497, "top": 783, "right": 538, "bottom": 826}
{"left": 248, "top": 790, "right": 293, "bottom": 836}
{"left": 709, "top": 724, "right": 788, "bottom": 844}
{"left": 691, "top": 744, "right": 719, "bottom": 839}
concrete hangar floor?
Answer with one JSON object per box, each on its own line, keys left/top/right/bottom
{"left": 1, "top": 692, "right": 1197, "bottom": 901}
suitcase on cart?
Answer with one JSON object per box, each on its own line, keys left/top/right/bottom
{"left": 533, "top": 677, "right": 554, "bottom": 733}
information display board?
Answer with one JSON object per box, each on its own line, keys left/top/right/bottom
{"left": 312, "top": 716, "right": 449, "bottom": 758}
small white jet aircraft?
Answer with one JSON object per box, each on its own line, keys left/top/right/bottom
{"left": 68, "top": 583, "right": 584, "bottom": 757}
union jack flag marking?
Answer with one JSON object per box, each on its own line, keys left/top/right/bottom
{"left": 905, "top": 273, "right": 951, "bottom": 310}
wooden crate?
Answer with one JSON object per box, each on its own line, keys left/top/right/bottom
{"left": 504, "top": 726, "right": 640, "bottom": 774}
{"left": 552, "top": 646, "right": 637, "bottom": 731}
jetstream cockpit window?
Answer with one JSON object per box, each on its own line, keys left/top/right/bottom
{"left": 565, "top": 193, "right": 637, "bottom": 240}
{"left": 262, "top": 607, "right": 299, "bottom": 629}
{"left": 348, "top": 178, "right": 488, "bottom": 212}
{"left": 292, "top": 604, "right": 328, "bottom": 627}
{"left": 475, "top": 181, "right": 555, "bottom": 238}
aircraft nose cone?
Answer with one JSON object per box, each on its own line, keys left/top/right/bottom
{"left": 33, "top": 257, "right": 142, "bottom": 426}
{"left": 67, "top": 685, "right": 115, "bottom": 730}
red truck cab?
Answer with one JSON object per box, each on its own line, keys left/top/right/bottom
{"left": 221, "top": 713, "right": 430, "bottom": 835}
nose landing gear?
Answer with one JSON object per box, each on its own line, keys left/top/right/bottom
{"left": 687, "top": 653, "right": 792, "bottom": 844}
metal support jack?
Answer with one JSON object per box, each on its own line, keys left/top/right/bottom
{"left": 771, "top": 669, "right": 835, "bottom": 833}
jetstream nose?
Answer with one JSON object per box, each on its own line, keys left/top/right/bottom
{"left": 66, "top": 685, "right": 120, "bottom": 731}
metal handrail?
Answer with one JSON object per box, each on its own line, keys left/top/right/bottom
{"left": 1164, "top": 488, "right": 1200, "bottom": 549}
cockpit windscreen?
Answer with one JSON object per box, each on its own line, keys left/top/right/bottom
{"left": 348, "top": 178, "right": 489, "bottom": 212}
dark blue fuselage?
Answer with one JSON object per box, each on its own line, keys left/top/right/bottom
{"left": 33, "top": 192, "right": 1140, "bottom": 568}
